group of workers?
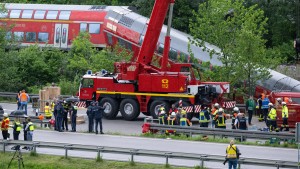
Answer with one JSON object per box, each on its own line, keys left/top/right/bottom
{"left": 1, "top": 113, "right": 34, "bottom": 150}
{"left": 50, "top": 100, "right": 78, "bottom": 132}
{"left": 86, "top": 101, "right": 107, "bottom": 134}
{"left": 157, "top": 95, "right": 289, "bottom": 133}
{"left": 256, "top": 94, "right": 289, "bottom": 132}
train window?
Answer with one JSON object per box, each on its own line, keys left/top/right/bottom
{"left": 89, "top": 23, "right": 100, "bottom": 34}
{"left": 0, "top": 11, "right": 8, "bottom": 18}
{"left": 46, "top": 11, "right": 58, "bottom": 20}
{"left": 80, "top": 23, "right": 87, "bottom": 32}
{"left": 158, "top": 43, "right": 164, "bottom": 54}
{"left": 169, "top": 48, "right": 177, "bottom": 60}
{"left": 22, "top": 10, "right": 33, "bottom": 19}
{"left": 6, "top": 32, "right": 12, "bottom": 40}
{"left": 59, "top": 11, "right": 71, "bottom": 20}
{"left": 26, "top": 32, "right": 36, "bottom": 42}
{"left": 10, "top": 10, "right": 21, "bottom": 19}
{"left": 118, "top": 38, "right": 126, "bottom": 47}
{"left": 38, "top": 32, "right": 49, "bottom": 42}
{"left": 34, "top": 10, "right": 46, "bottom": 19}
{"left": 13, "top": 32, "right": 24, "bottom": 42}
{"left": 106, "top": 33, "right": 113, "bottom": 45}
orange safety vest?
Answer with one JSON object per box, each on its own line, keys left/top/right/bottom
{"left": 1, "top": 118, "right": 10, "bottom": 130}
{"left": 19, "top": 93, "right": 28, "bottom": 102}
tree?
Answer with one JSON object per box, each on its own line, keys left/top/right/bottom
{"left": 189, "top": 0, "right": 281, "bottom": 95}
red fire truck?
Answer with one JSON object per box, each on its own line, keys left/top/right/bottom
{"left": 79, "top": 0, "right": 233, "bottom": 121}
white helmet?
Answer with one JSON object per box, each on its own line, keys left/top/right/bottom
{"left": 276, "top": 98, "right": 282, "bottom": 101}
{"left": 160, "top": 110, "right": 166, "bottom": 114}
{"left": 214, "top": 103, "right": 219, "bottom": 107}
{"left": 171, "top": 112, "right": 176, "bottom": 116}
{"left": 282, "top": 102, "right": 286, "bottom": 105}
{"left": 233, "top": 107, "right": 239, "bottom": 112}
{"left": 268, "top": 103, "right": 273, "bottom": 106}
{"left": 218, "top": 108, "right": 224, "bottom": 112}
{"left": 3, "top": 113, "right": 8, "bottom": 117}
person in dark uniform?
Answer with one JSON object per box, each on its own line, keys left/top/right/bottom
{"left": 94, "top": 101, "right": 107, "bottom": 134}
{"left": 71, "top": 102, "right": 78, "bottom": 132}
{"left": 56, "top": 101, "right": 64, "bottom": 132}
{"left": 12, "top": 117, "right": 22, "bottom": 140}
{"left": 235, "top": 114, "right": 248, "bottom": 130}
{"left": 62, "top": 101, "right": 69, "bottom": 131}
{"left": 53, "top": 100, "right": 58, "bottom": 131}
{"left": 87, "top": 102, "right": 95, "bottom": 133}
{"left": 22, "top": 115, "right": 28, "bottom": 149}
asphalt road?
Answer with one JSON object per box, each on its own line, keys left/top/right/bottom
{"left": 1, "top": 130, "right": 297, "bottom": 169}
{"left": 1, "top": 102, "right": 297, "bottom": 169}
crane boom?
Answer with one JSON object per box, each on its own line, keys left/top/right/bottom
{"left": 137, "top": 0, "right": 175, "bottom": 66}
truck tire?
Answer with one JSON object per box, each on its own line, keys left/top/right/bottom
{"left": 99, "top": 97, "right": 119, "bottom": 119}
{"left": 120, "top": 99, "right": 140, "bottom": 121}
{"left": 150, "top": 100, "right": 170, "bottom": 119}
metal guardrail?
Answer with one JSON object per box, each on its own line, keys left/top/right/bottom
{"left": 0, "top": 92, "right": 72, "bottom": 99}
{"left": 0, "top": 140, "right": 297, "bottom": 169}
{"left": 0, "top": 115, "right": 50, "bottom": 128}
{"left": 146, "top": 122, "right": 295, "bottom": 141}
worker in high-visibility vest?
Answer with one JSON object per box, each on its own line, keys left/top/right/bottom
{"left": 211, "top": 103, "right": 220, "bottom": 128}
{"left": 25, "top": 118, "right": 34, "bottom": 141}
{"left": 199, "top": 105, "right": 210, "bottom": 127}
{"left": 12, "top": 117, "right": 22, "bottom": 140}
{"left": 180, "top": 114, "right": 191, "bottom": 126}
{"left": 24, "top": 118, "right": 34, "bottom": 150}
{"left": 267, "top": 103, "right": 278, "bottom": 132}
{"left": 44, "top": 102, "right": 52, "bottom": 128}
{"left": 1, "top": 113, "right": 10, "bottom": 140}
{"left": 225, "top": 140, "right": 240, "bottom": 169}
{"left": 214, "top": 108, "right": 226, "bottom": 129}
{"left": 280, "top": 102, "right": 289, "bottom": 131}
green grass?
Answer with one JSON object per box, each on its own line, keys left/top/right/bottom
{"left": 0, "top": 152, "right": 194, "bottom": 169}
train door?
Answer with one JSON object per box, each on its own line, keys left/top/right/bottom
{"left": 54, "top": 24, "right": 69, "bottom": 48}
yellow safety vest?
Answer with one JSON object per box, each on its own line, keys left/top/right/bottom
{"left": 181, "top": 109, "right": 186, "bottom": 115}
{"left": 268, "top": 108, "right": 277, "bottom": 120}
{"left": 199, "top": 111, "right": 209, "bottom": 123}
{"left": 28, "top": 122, "right": 34, "bottom": 131}
{"left": 282, "top": 105, "right": 289, "bottom": 118}
{"left": 180, "top": 118, "right": 187, "bottom": 126}
{"left": 15, "top": 121, "right": 21, "bottom": 132}
{"left": 226, "top": 145, "right": 237, "bottom": 159}
{"left": 51, "top": 102, "right": 55, "bottom": 112}
{"left": 44, "top": 106, "right": 52, "bottom": 117}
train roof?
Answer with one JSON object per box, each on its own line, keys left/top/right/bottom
{"left": 106, "top": 9, "right": 222, "bottom": 66}
{"left": 4, "top": 3, "right": 129, "bottom": 12}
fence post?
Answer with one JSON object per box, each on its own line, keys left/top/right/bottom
{"left": 97, "top": 147, "right": 104, "bottom": 160}
{"left": 2, "top": 141, "right": 6, "bottom": 153}
{"left": 32, "top": 142, "right": 38, "bottom": 154}
{"left": 165, "top": 153, "right": 172, "bottom": 166}
{"left": 130, "top": 149, "right": 138, "bottom": 163}
{"left": 64, "top": 145, "right": 69, "bottom": 158}
{"left": 200, "top": 155, "right": 207, "bottom": 168}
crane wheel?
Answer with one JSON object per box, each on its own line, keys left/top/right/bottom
{"left": 99, "top": 97, "right": 119, "bottom": 119}
{"left": 150, "top": 100, "right": 170, "bottom": 119}
{"left": 120, "top": 99, "right": 140, "bottom": 121}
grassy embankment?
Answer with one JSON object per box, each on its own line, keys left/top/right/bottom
{"left": 0, "top": 152, "right": 204, "bottom": 169}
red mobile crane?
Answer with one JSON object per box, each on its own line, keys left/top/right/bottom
{"left": 79, "top": 0, "right": 232, "bottom": 120}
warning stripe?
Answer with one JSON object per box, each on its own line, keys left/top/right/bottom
{"left": 222, "top": 101, "right": 236, "bottom": 108}
{"left": 76, "top": 101, "right": 86, "bottom": 108}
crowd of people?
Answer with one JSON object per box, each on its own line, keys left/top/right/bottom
{"left": 157, "top": 96, "right": 289, "bottom": 133}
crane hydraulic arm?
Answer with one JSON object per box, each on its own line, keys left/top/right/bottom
{"left": 137, "top": 0, "right": 175, "bottom": 66}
